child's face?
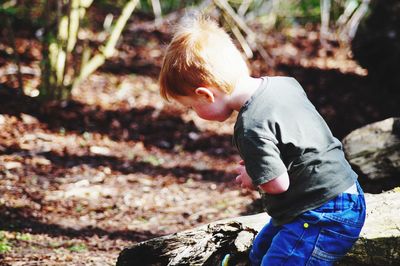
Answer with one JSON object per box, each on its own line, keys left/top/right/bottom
{"left": 175, "top": 93, "right": 233, "bottom": 122}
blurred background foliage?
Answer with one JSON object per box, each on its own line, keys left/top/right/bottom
{"left": 0, "top": 0, "right": 371, "bottom": 32}
{"left": 0, "top": 0, "right": 397, "bottom": 101}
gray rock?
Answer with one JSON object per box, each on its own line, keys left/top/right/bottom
{"left": 343, "top": 117, "right": 400, "bottom": 193}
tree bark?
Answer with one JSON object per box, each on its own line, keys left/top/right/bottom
{"left": 117, "top": 214, "right": 268, "bottom": 266}
{"left": 117, "top": 189, "right": 400, "bottom": 266}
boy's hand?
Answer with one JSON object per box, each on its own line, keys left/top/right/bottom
{"left": 235, "top": 160, "right": 255, "bottom": 190}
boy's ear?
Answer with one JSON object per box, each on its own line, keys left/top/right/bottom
{"left": 195, "top": 87, "right": 215, "bottom": 103}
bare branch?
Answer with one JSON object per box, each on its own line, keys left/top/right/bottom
{"left": 222, "top": 13, "right": 253, "bottom": 58}
{"left": 336, "top": 0, "right": 358, "bottom": 27}
{"left": 5, "top": 16, "right": 24, "bottom": 95}
{"left": 336, "top": 0, "right": 370, "bottom": 42}
{"left": 238, "top": 0, "right": 252, "bottom": 17}
{"left": 73, "top": 0, "right": 139, "bottom": 90}
{"left": 214, "top": 0, "right": 274, "bottom": 66}
{"left": 151, "top": 0, "right": 162, "bottom": 26}
{"left": 345, "top": 0, "right": 370, "bottom": 40}
{"left": 320, "top": 0, "right": 331, "bottom": 45}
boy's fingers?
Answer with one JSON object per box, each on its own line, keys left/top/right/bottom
{"left": 235, "top": 166, "right": 240, "bottom": 174}
{"left": 235, "top": 175, "right": 242, "bottom": 183}
{"left": 235, "top": 165, "right": 245, "bottom": 174}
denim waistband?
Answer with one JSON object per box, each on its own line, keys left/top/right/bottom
{"left": 343, "top": 183, "right": 358, "bottom": 194}
{"left": 314, "top": 182, "right": 364, "bottom": 212}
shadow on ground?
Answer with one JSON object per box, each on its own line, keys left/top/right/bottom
{"left": 1, "top": 145, "right": 235, "bottom": 183}
{"left": 0, "top": 88, "right": 237, "bottom": 159}
{"left": 0, "top": 206, "right": 159, "bottom": 242}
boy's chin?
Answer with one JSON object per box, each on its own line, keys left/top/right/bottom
{"left": 216, "top": 117, "right": 229, "bottom": 122}
{"left": 201, "top": 116, "right": 227, "bottom": 122}
{"left": 201, "top": 111, "right": 232, "bottom": 122}
{"left": 219, "top": 113, "right": 234, "bottom": 122}
{"left": 214, "top": 115, "right": 231, "bottom": 122}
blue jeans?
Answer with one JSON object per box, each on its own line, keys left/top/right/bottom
{"left": 249, "top": 182, "right": 366, "bottom": 266}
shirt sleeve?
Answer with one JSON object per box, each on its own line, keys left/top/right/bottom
{"left": 237, "top": 136, "right": 287, "bottom": 186}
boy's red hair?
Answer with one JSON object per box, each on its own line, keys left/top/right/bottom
{"left": 159, "top": 17, "right": 249, "bottom": 101}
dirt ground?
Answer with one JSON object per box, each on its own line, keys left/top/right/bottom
{"left": 0, "top": 15, "right": 399, "bottom": 265}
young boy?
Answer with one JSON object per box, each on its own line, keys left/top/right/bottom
{"left": 159, "top": 17, "right": 366, "bottom": 265}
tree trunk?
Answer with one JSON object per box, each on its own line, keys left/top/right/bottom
{"left": 351, "top": 0, "right": 400, "bottom": 92}
{"left": 117, "top": 189, "right": 400, "bottom": 266}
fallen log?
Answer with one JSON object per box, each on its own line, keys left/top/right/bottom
{"left": 339, "top": 188, "right": 400, "bottom": 265}
{"left": 116, "top": 213, "right": 268, "bottom": 266}
{"left": 117, "top": 188, "right": 400, "bottom": 266}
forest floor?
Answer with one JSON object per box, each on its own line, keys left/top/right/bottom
{"left": 0, "top": 14, "right": 399, "bottom": 266}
